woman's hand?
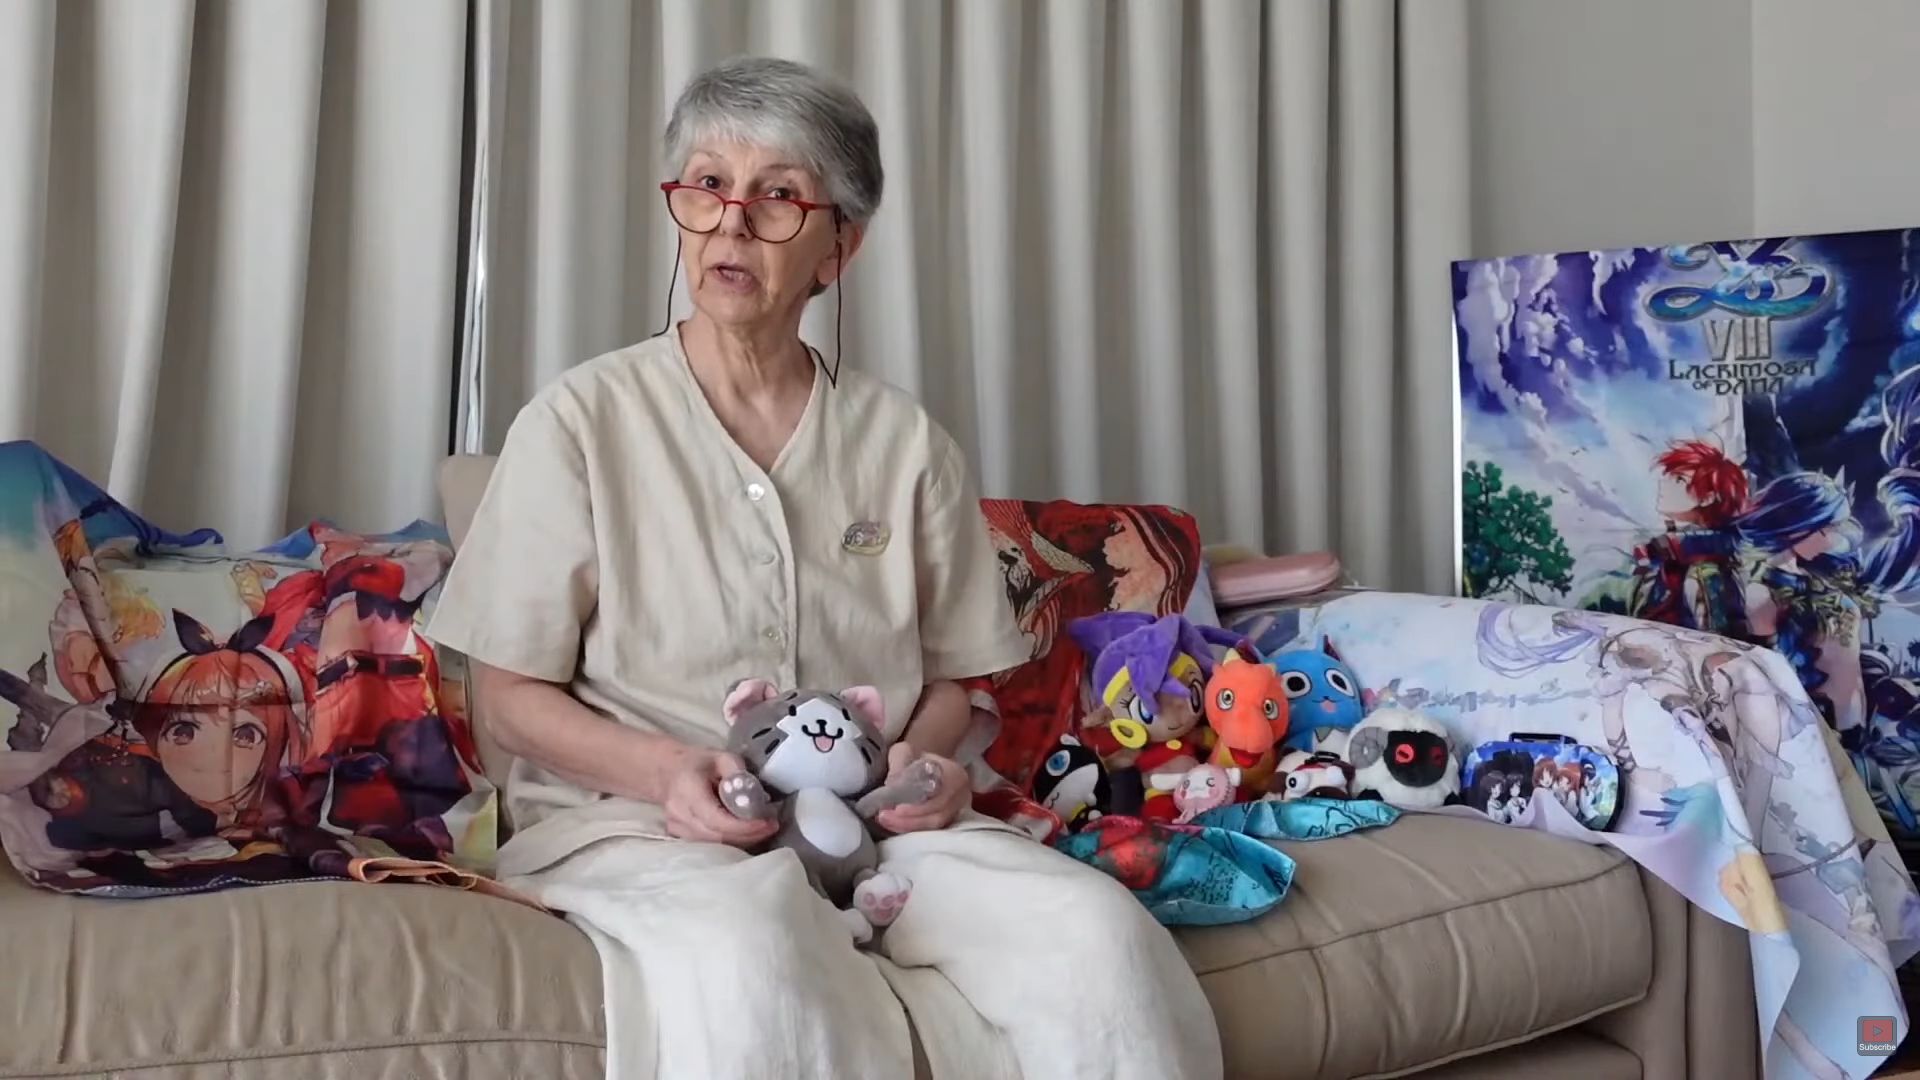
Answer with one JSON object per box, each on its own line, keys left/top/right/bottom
{"left": 663, "top": 748, "right": 780, "bottom": 848}
{"left": 875, "top": 743, "right": 971, "bottom": 834}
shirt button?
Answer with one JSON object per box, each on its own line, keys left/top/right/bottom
{"left": 757, "top": 550, "right": 778, "bottom": 566}
{"left": 746, "top": 482, "right": 767, "bottom": 502}
{"left": 763, "top": 627, "right": 783, "bottom": 644}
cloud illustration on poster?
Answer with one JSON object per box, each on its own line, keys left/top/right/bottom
{"left": 1590, "top": 249, "right": 1639, "bottom": 317}
{"left": 1456, "top": 256, "right": 1663, "bottom": 534}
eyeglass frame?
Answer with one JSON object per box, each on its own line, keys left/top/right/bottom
{"left": 658, "top": 181, "right": 841, "bottom": 244}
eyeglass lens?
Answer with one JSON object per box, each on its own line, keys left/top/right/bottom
{"left": 666, "top": 188, "right": 805, "bottom": 243}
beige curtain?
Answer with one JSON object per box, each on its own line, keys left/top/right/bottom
{"left": 0, "top": 0, "right": 468, "bottom": 549}
{"left": 469, "top": 0, "right": 1472, "bottom": 593}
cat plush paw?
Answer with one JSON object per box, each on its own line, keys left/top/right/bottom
{"left": 717, "top": 772, "right": 775, "bottom": 821}
{"left": 852, "top": 757, "right": 945, "bottom": 818}
{"left": 854, "top": 871, "right": 912, "bottom": 928}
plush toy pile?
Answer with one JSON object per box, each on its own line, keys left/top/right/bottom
{"left": 1040, "top": 613, "right": 1466, "bottom": 829}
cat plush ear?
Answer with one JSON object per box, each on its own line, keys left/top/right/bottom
{"left": 723, "top": 678, "right": 780, "bottom": 724}
{"left": 838, "top": 685, "right": 886, "bottom": 732}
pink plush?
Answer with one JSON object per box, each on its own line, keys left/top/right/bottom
{"left": 1149, "top": 763, "right": 1243, "bottom": 824}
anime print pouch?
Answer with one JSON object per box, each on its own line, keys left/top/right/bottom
{"left": 1461, "top": 733, "right": 1622, "bottom": 831}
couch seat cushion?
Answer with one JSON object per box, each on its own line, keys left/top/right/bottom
{"left": 0, "top": 861, "right": 604, "bottom": 1079}
{"left": 1178, "top": 813, "right": 1651, "bottom": 1079}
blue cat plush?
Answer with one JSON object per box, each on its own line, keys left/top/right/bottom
{"left": 1264, "top": 638, "right": 1368, "bottom": 756}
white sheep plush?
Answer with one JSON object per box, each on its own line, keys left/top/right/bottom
{"left": 1344, "top": 707, "right": 1461, "bottom": 810}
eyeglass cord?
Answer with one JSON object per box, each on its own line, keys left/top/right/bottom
{"left": 655, "top": 236, "right": 845, "bottom": 390}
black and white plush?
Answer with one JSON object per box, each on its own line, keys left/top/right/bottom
{"left": 1267, "top": 749, "right": 1354, "bottom": 801}
{"left": 1345, "top": 707, "right": 1461, "bottom": 810}
{"left": 1032, "top": 733, "right": 1110, "bottom": 830}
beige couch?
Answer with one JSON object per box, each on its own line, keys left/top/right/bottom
{"left": 0, "top": 456, "right": 1763, "bottom": 1080}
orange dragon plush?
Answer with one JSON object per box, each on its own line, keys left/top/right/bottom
{"left": 1204, "top": 653, "right": 1291, "bottom": 797}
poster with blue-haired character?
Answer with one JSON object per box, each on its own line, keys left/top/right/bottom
{"left": 1435, "top": 228, "right": 1920, "bottom": 1077}
{"left": 1454, "top": 227, "right": 1920, "bottom": 841}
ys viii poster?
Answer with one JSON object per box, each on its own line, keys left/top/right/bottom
{"left": 1453, "top": 227, "right": 1920, "bottom": 836}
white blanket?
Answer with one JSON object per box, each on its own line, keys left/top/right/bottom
{"left": 500, "top": 803, "right": 1221, "bottom": 1080}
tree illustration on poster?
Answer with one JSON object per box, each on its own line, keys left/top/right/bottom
{"left": 1461, "top": 461, "right": 1574, "bottom": 600}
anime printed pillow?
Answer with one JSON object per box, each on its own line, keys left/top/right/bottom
{"left": 0, "top": 442, "right": 494, "bottom": 897}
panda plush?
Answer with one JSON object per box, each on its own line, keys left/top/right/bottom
{"left": 1345, "top": 707, "right": 1462, "bottom": 810}
{"left": 1031, "top": 734, "right": 1110, "bottom": 830}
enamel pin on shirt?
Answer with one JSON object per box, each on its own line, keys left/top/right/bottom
{"left": 842, "top": 521, "right": 891, "bottom": 556}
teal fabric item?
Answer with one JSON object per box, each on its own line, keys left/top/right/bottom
{"left": 1142, "top": 828, "right": 1297, "bottom": 926}
{"left": 1051, "top": 817, "right": 1297, "bottom": 927}
{"left": 1053, "top": 800, "right": 1401, "bottom": 927}
{"left": 1194, "top": 796, "right": 1401, "bottom": 839}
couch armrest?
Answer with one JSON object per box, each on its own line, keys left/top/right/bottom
{"left": 439, "top": 454, "right": 500, "bottom": 551}
{"left": 1586, "top": 867, "right": 1759, "bottom": 1079}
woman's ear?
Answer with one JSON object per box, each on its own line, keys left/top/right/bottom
{"left": 814, "top": 222, "right": 866, "bottom": 292}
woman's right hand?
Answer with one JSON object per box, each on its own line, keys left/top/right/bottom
{"left": 663, "top": 749, "right": 780, "bottom": 848}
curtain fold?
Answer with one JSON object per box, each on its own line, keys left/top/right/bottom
{"left": 471, "top": 0, "right": 1471, "bottom": 593}
{"left": 0, "top": 0, "right": 467, "bottom": 548}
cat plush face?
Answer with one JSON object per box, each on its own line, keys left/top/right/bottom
{"left": 724, "top": 680, "right": 889, "bottom": 798}
{"left": 1266, "top": 638, "right": 1365, "bottom": 747}
{"left": 1033, "top": 733, "right": 1109, "bottom": 828}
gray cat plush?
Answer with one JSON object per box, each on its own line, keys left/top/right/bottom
{"left": 716, "top": 679, "right": 944, "bottom": 943}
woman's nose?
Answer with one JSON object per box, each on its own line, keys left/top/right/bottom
{"left": 717, "top": 200, "right": 752, "bottom": 237}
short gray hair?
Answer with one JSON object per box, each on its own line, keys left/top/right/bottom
{"left": 663, "top": 56, "right": 884, "bottom": 226}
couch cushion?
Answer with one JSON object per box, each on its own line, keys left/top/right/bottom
{"left": 0, "top": 860, "right": 604, "bottom": 1079}
{"left": 1179, "top": 813, "right": 1651, "bottom": 1079}
{"left": 1411, "top": 1029, "right": 1642, "bottom": 1080}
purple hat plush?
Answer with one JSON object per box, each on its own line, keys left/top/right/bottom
{"left": 1068, "top": 612, "right": 1245, "bottom": 717}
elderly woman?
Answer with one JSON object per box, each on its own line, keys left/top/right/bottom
{"left": 428, "top": 57, "right": 1219, "bottom": 1079}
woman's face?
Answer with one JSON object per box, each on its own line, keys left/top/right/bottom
{"left": 155, "top": 707, "right": 270, "bottom": 808}
{"left": 1655, "top": 472, "right": 1700, "bottom": 520}
{"left": 1104, "top": 518, "right": 1168, "bottom": 608}
{"left": 673, "top": 141, "right": 860, "bottom": 328}
{"left": 1790, "top": 521, "right": 1852, "bottom": 560}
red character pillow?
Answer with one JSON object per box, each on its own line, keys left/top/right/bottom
{"left": 961, "top": 499, "right": 1202, "bottom": 838}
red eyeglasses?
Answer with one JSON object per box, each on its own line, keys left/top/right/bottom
{"left": 659, "top": 182, "right": 838, "bottom": 244}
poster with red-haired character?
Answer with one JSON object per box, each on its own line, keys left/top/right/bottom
{"left": 1453, "top": 226, "right": 1920, "bottom": 837}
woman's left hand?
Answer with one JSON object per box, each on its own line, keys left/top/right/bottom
{"left": 876, "top": 742, "right": 971, "bottom": 834}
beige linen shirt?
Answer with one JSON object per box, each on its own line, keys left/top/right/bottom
{"left": 425, "top": 329, "right": 1029, "bottom": 838}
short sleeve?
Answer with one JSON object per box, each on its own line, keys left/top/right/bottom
{"left": 425, "top": 399, "right": 598, "bottom": 683}
{"left": 916, "top": 435, "right": 1030, "bottom": 682}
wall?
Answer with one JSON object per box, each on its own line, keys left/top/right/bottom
{"left": 1468, "top": 0, "right": 1920, "bottom": 260}
{"left": 1466, "top": 0, "right": 1755, "bottom": 260}
{"left": 1750, "top": 0, "right": 1920, "bottom": 236}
